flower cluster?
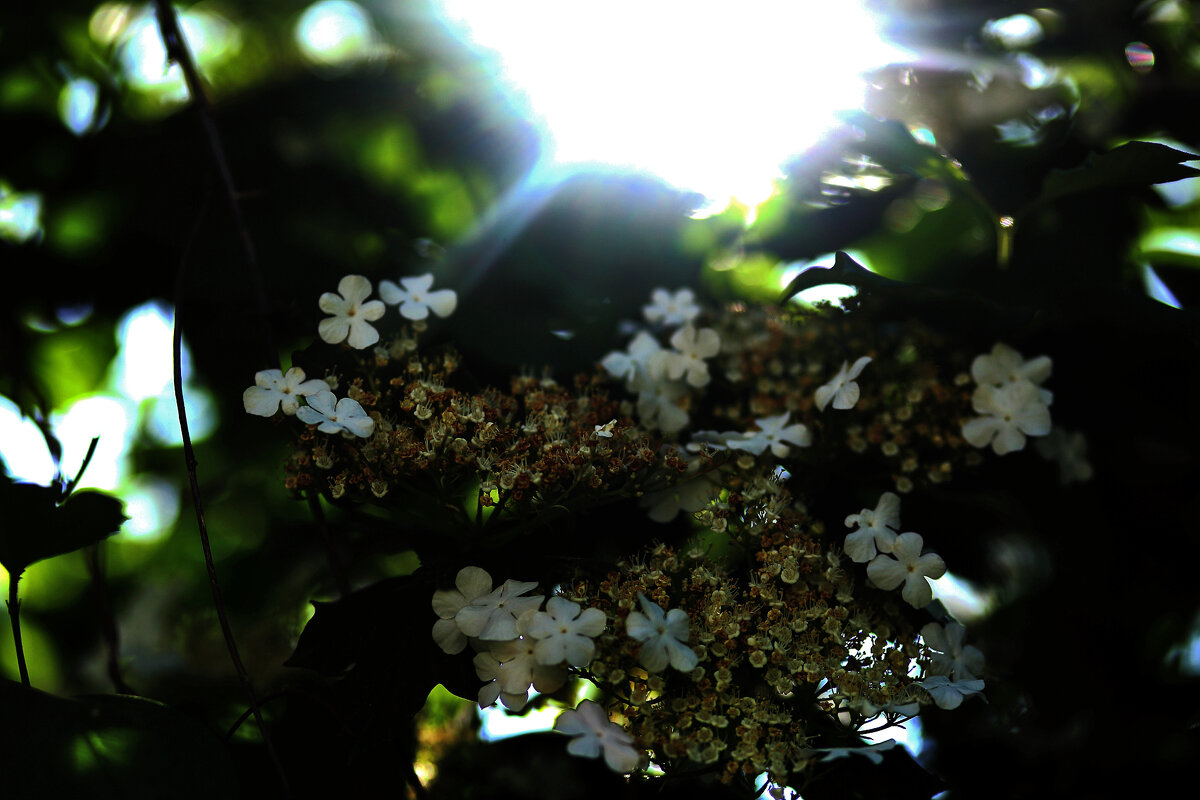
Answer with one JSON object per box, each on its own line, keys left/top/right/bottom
{"left": 253, "top": 279, "right": 1050, "bottom": 789}
{"left": 961, "top": 342, "right": 1053, "bottom": 455}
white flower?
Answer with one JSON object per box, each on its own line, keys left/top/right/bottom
{"left": 1036, "top": 428, "right": 1093, "bottom": 484}
{"left": 242, "top": 367, "right": 327, "bottom": 417}
{"left": 728, "top": 412, "right": 812, "bottom": 458}
{"left": 318, "top": 274, "right": 386, "bottom": 349}
{"left": 625, "top": 593, "right": 697, "bottom": 672}
{"left": 631, "top": 371, "right": 690, "bottom": 434}
{"left": 554, "top": 699, "right": 641, "bottom": 773}
{"left": 431, "top": 566, "right": 493, "bottom": 654}
{"left": 378, "top": 273, "right": 458, "bottom": 321}
{"left": 643, "top": 287, "right": 700, "bottom": 326}
{"left": 296, "top": 390, "right": 375, "bottom": 438}
{"left": 594, "top": 419, "right": 617, "bottom": 438}
{"left": 962, "top": 380, "right": 1051, "bottom": 455}
{"left": 814, "top": 356, "right": 872, "bottom": 411}
{"left": 600, "top": 331, "right": 664, "bottom": 384}
{"left": 919, "top": 675, "right": 986, "bottom": 710}
{"left": 641, "top": 472, "right": 718, "bottom": 523}
{"left": 663, "top": 325, "right": 720, "bottom": 387}
{"left": 843, "top": 491, "right": 901, "bottom": 563}
{"left": 474, "top": 637, "right": 566, "bottom": 710}
{"left": 921, "top": 621, "right": 984, "bottom": 681}
{"left": 866, "top": 532, "right": 946, "bottom": 608}
{"left": 813, "top": 740, "right": 899, "bottom": 765}
{"left": 972, "top": 342, "right": 1051, "bottom": 389}
{"left": 520, "top": 596, "right": 606, "bottom": 666}
{"left": 454, "top": 575, "right": 544, "bottom": 641}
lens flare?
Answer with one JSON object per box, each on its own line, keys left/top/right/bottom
{"left": 436, "top": 1, "right": 906, "bottom": 211}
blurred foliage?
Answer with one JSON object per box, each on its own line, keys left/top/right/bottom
{"left": 1, "top": 0, "right": 1199, "bottom": 797}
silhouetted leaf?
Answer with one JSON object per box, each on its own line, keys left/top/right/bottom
{"left": 0, "top": 680, "right": 235, "bottom": 799}
{"left": 1038, "top": 141, "right": 1199, "bottom": 206}
{"left": 0, "top": 482, "right": 126, "bottom": 575}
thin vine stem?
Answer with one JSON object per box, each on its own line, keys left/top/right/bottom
{"left": 7, "top": 573, "right": 29, "bottom": 686}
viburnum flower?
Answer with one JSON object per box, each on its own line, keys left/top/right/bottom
{"left": 866, "top": 532, "right": 946, "bottom": 608}
{"left": 643, "top": 287, "right": 700, "bottom": 326}
{"left": 641, "top": 472, "right": 718, "bottom": 523}
{"left": 474, "top": 637, "right": 567, "bottom": 710}
{"left": 601, "top": 331, "right": 664, "bottom": 384}
{"left": 378, "top": 273, "right": 458, "bottom": 321}
{"left": 625, "top": 593, "right": 698, "bottom": 672}
{"left": 663, "top": 324, "right": 720, "bottom": 387}
{"left": 454, "top": 576, "right": 544, "bottom": 641}
{"left": 1036, "top": 427, "right": 1094, "bottom": 484}
{"left": 843, "top": 491, "right": 901, "bottom": 563}
{"left": 631, "top": 371, "right": 690, "bottom": 434}
{"left": 728, "top": 412, "right": 812, "bottom": 458}
{"left": 431, "top": 566, "right": 494, "bottom": 654}
{"left": 296, "top": 390, "right": 375, "bottom": 438}
{"left": 318, "top": 274, "right": 386, "bottom": 349}
{"left": 972, "top": 342, "right": 1051, "bottom": 393}
{"left": 519, "top": 596, "right": 606, "bottom": 666}
{"left": 814, "top": 356, "right": 872, "bottom": 411}
{"left": 919, "top": 675, "right": 986, "bottom": 710}
{"left": 961, "top": 380, "right": 1051, "bottom": 455}
{"left": 921, "top": 621, "right": 985, "bottom": 681}
{"left": 554, "top": 699, "right": 641, "bottom": 773}
{"left": 242, "top": 367, "right": 327, "bottom": 417}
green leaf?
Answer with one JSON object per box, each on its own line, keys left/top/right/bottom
{"left": 0, "top": 481, "right": 126, "bottom": 575}
{"left": 1039, "top": 141, "right": 1199, "bottom": 206}
{"left": 0, "top": 680, "right": 236, "bottom": 799}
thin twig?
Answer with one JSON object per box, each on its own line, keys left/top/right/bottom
{"left": 62, "top": 435, "right": 99, "bottom": 498}
{"left": 172, "top": 179, "right": 291, "bottom": 796}
{"left": 83, "top": 544, "right": 133, "bottom": 694}
{"left": 153, "top": 0, "right": 278, "bottom": 370}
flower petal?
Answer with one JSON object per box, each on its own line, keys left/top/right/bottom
{"left": 243, "top": 387, "right": 281, "bottom": 417}
{"left": 425, "top": 289, "right": 458, "bottom": 317}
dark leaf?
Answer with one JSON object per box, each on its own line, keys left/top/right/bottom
{"left": 0, "top": 482, "right": 126, "bottom": 575}
{"left": 1038, "top": 141, "right": 1199, "bottom": 206}
{"left": 0, "top": 680, "right": 236, "bottom": 799}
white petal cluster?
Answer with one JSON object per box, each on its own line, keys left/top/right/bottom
{"left": 643, "top": 287, "right": 700, "bottom": 327}
{"left": 843, "top": 491, "right": 901, "bottom": 563}
{"left": 962, "top": 342, "right": 1052, "bottom": 455}
{"left": 865, "top": 532, "right": 946, "bottom": 608}
{"left": 474, "top": 636, "right": 566, "bottom": 710}
{"left": 919, "top": 675, "right": 986, "bottom": 710}
{"left": 815, "top": 356, "right": 872, "bottom": 411}
{"left": 318, "top": 274, "right": 386, "bottom": 349}
{"left": 430, "top": 566, "right": 544, "bottom": 653}
{"left": 625, "top": 593, "right": 698, "bottom": 672}
{"left": 554, "top": 699, "right": 641, "bottom": 773}
{"left": 727, "top": 412, "right": 811, "bottom": 458}
{"left": 661, "top": 324, "right": 721, "bottom": 388}
{"left": 242, "top": 367, "right": 327, "bottom": 417}
{"left": 379, "top": 273, "right": 457, "bottom": 321}
{"left": 519, "top": 596, "right": 607, "bottom": 667}
{"left": 296, "top": 390, "right": 374, "bottom": 438}
{"left": 921, "top": 621, "right": 985, "bottom": 682}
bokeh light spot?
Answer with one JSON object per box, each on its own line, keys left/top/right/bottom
{"left": 0, "top": 183, "right": 43, "bottom": 243}
{"left": 0, "top": 395, "right": 57, "bottom": 484}
{"left": 296, "top": 1, "right": 380, "bottom": 66}
{"left": 1125, "top": 41, "right": 1155, "bottom": 74}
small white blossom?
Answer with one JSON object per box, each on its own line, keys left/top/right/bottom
{"left": 242, "top": 367, "right": 327, "bottom": 417}
{"left": 1036, "top": 427, "right": 1093, "bottom": 484}
{"left": 318, "top": 274, "right": 386, "bottom": 349}
{"left": 594, "top": 419, "right": 617, "bottom": 438}
{"left": 866, "top": 532, "right": 946, "bottom": 608}
{"left": 600, "top": 331, "right": 665, "bottom": 383}
{"left": 431, "top": 566, "right": 493, "bottom": 654}
{"left": 643, "top": 287, "right": 700, "bottom": 326}
{"left": 843, "top": 491, "right": 901, "bottom": 563}
{"left": 728, "top": 412, "right": 812, "bottom": 458}
{"left": 454, "top": 575, "right": 544, "bottom": 642}
{"left": 972, "top": 342, "right": 1051, "bottom": 392}
{"left": 474, "top": 637, "right": 566, "bottom": 710}
{"left": 378, "top": 273, "right": 458, "bottom": 321}
{"left": 962, "top": 380, "right": 1051, "bottom": 455}
{"left": 663, "top": 325, "right": 720, "bottom": 387}
{"left": 921, "top": 621, "right": 985, "bottom": 681}
{"left": 554, "top": 699, "right": 641, "bottom": 773}
{"left": 631, "top": 371, "right": 690, "bottom": 434}
{"left": 519, "top": 597, "right": 607, "bottom": 666}
{"left": 813, "top": 740, "right": 899, "bottom": 765}
{"left": 814, "top": 356, "right": 872, "bottom": 411}
{"left": 919, "top": 675, "right": 986, "bottom": 710}
{"left": 296, "top": 390, "right": 375, "bottom": 438}
{"left": 625, "top": 593, "right": 698, "bottom": 672}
